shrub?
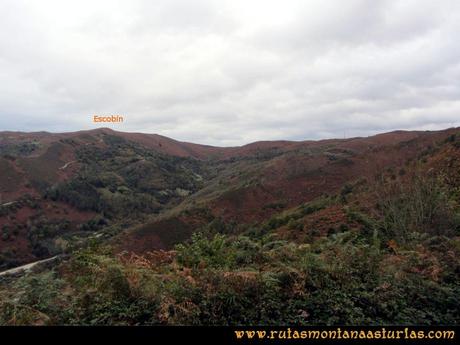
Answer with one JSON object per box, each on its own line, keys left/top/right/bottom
{"left": 175, "top": 232, "right": 232, "bottom": 269}
{"left": 376, "top": 173, "right": 457, "bottom": 242}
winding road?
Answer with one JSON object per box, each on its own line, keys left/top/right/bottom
{"left": 59, "top": 160, "right": 77, "bottom": 170}
{"left": 0, "top": 256, "right": 60, "bottom": 278}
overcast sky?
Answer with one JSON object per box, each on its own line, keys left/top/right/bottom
{"left": 1, "top": 0, "right": 459, "bottom": 146}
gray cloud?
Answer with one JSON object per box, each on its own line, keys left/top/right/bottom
{"left": 0, "top": 0, "right": 459, "bottom": 145}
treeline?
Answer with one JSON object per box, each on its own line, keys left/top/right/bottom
{"left": 45, "top": 178, "right": 161, "bottom": 218}
{"left": 44, "top": 137, "right": 209, "bottom": 218}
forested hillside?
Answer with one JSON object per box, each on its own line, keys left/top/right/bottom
{"left": 0, "top": 128, "right": 459, "bottom": 325}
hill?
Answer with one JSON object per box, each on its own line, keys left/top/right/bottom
{"left": 1, "top": 127, "right": 459, "bottom": 266}
{"left": 0, "top": 127, "right": 459, "bottom": 325}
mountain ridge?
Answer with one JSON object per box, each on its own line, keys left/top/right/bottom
{"left": 1, "top": 125, "right": 459, "bottom": 326}
{"left": 1, "top": 126, "right": 460, "bottom": 267}
{"left": 3, "top": 126, "right": 458, "bottom": 160}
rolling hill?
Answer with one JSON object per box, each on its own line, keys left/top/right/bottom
{"left": 1, "top": 127, "right": 460, "bottom": 267}
{"left": 0, "top": 126, "right": 459, "bottom": 326}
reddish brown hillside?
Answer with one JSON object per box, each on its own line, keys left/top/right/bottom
{"left": 2, "top": 126, "right": 459, "bottom": 258}
{"left": 118, "top": 127, "right": 460, "bottom": 253}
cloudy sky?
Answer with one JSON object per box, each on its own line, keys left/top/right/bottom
{"left": 1, "top": 0, "right": 459, "bottom": 146}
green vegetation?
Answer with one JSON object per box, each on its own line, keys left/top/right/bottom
{"left": 1, "top": 170, "right": 458, "bottom": 325}
{"left": 376, "top": 174, "right": 459, "bottom": 242}
{"left": 0, "top": 141, "right": 39, "bottom": 157}
{"left": 46, "top": 135, "right": 210, "bottom": 218}
{"left": 1, "top": 225, "right": 458, "bottom": 325}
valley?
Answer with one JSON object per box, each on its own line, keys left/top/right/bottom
{"left": 0, "top": 127, "right": 459, "bottom": 325}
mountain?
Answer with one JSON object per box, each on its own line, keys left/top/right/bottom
{"left": 1, "top": 127, "right": 460, "bottom": 267}
{"left": 0, "top": 127, "right": 459, "bottom": 326}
